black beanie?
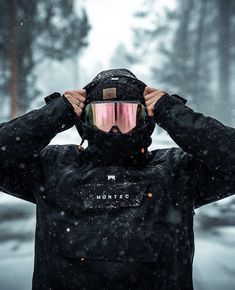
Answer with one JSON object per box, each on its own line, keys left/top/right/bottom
{"left": 83, "top": 68, "right": 147, "bottom": 106}
{"left": 75, "top": 68, "right": 156, "bottom": 162}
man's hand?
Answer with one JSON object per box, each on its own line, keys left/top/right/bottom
{"left": 64, "top": 89, "right": 86, "bottom": 117}
{"left": 144, "top": 87, "right": 167, "bottom": 117}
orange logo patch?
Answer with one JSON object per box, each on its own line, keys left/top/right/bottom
{"left": 102, "top": 88, "right": 117, "bottom": 100}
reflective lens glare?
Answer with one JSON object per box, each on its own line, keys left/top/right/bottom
{"left": 84, "top": 101, "right": 147, "bottom": 134}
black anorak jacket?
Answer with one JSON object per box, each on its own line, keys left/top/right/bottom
{"left": 0, "top": 93, "right": 235, "bottom": 290}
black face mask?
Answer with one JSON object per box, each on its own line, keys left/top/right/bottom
{"left": 75, "top": 117, "right": 156, "bottom": 166}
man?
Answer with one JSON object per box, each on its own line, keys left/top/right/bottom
{"left": 0, "top": 68, "right": 234, "bottom": 290}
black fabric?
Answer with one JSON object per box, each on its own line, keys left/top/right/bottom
{"left": 75, "top": 118, "right": 155, "bottom": 166}
{"left": 82, "top": 68, "right": 147, "bottom": 105}
{"left": 76, "top": 69, "right": 155, "bottom": 161}
{"left": 0, "top": 93, "right": 234, "bottom": 290}
{"left": 83, "top": 76, "right": 147, "bottom": 105}
{"left": 83, "top": 68, "right": 143, "bottom": 91}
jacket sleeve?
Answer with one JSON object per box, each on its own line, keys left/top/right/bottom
{"left": 0, "top": 93, "right": 76, "bottom": 203}
{"left": 153, "top": 94, "right": 235, "bottom": 207}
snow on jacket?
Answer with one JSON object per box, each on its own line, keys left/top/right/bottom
{"left": 0, "top": 93, "right": 234, "bottom": 290}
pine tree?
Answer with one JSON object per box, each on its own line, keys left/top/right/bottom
{"left": 131, "top": 0, "right": 235, "bottom": 124}
{"left": 216, "top": 0, "right": 233, "bottom": 123}
{"left": 0, "top": 0, "right": 90, "bottom": 118}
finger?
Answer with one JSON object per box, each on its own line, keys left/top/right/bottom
{"left": 146, "top": 94, "right": 166, "bottom": 117}
{"left": 73, "top": 106, "right": 83, "bottom": 117}
{"left": 147, "top": 103, "right": 157, "bottom": 117}
{"left": 147, "top": 110, "right": 154, "bottom": 117}
{"left": 148, "top": 100, "right": 159, "bottom": 111}
{"left": 147, "top": 99, "right": 162, "bottom": 116}
{"left": 65, "top": 95, "right": 79, "bottom": 105}
{"left": 144, "top": 90, "right": 165, "bottom": 101}
{"left": 143, "top": 87, "right": 157, "bottom": 97}
{"left": 70, "top": 89, "right": 87, "bottom": 98}
{"left": 146, "top": 106, "right": 154, "bottom": 117}
{"left": 145, "top": 95, "right": 163, "bottom": 107}
{"left": 64, "top": 91, "right": 86, "bottom": 103}
{"left": 144, "top": 91, "right": 162, "bottom": 102}
{"left": 77, "top": 102, "right": 85, "bottom": 109}
{"left": 68, "top": 100, "right": 83, "bottom": 116}
{"left": 64, "top": 89, "right": 86, "bottom": 96}
{"left": 66, "top": 95, "right": 85, "bottom": 110}
{"left": 65, "top": 91, "right": 86, "bottom": 103}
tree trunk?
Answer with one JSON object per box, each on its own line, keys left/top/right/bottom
{"left": 193, "top": 0, "right": 207, "bottom": 104}
{"left": 9, "top": 0, "right": 19, "bottom": 119}
{"left": 175, "top": 0, "right": 194, "bottom": 95}
{"left": 217, "top": 0, "right": 232, "bottom": 124}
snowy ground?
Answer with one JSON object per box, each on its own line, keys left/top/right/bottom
{"left": 194, "top": 228, "right": 235, "bottom": 290}
{"left": 1, "top": 128, "right": 235, "bottom": 290}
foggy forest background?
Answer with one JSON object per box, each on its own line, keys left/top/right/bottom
{"left": 1, "top": 0, "right": 235, "bottom": 126}
{"left": 0, "top": 0, "right": 235, "bottom": 290}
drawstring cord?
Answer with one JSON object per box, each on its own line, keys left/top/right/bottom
{"left": 77, "top": 135, "right": 86, "bottom": 153}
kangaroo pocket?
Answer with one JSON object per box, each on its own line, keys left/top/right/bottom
{"left": 55, "top": 229, "right": 173, "bottom": 290}
{"left": 50, "top": 230, "right": 173, "bottom": 290}
{"left": 77, "top": 181, "right": 149, "bottom": 209}
{"left": 60, "top": 229, "right": 166, "bottom": 263}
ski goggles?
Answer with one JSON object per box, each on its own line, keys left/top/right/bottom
{"left": 84, "top": 101, "right": 147, "bottom": 134}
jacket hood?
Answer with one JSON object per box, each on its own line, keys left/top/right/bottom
{"left": 76, "top": 68, "right": 156, "bottom": 165}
